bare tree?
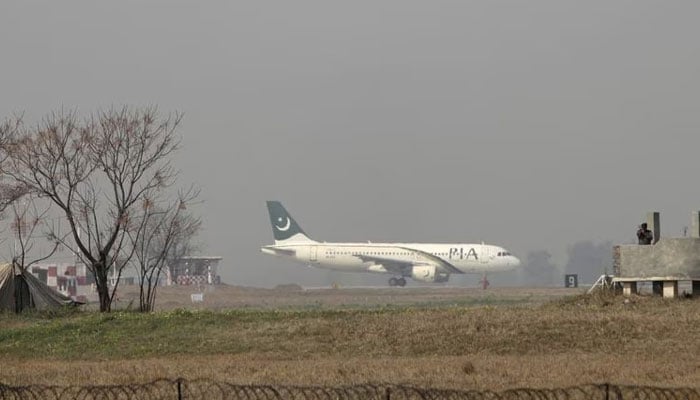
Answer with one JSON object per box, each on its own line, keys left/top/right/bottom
{"left": 9, "top": 195, "right": 63, "bottom": 273}
{"left": 0, "top": 116, "right": 30, "bottom": 212}
{"left": 2, "top": 107, "right": 182, "bottom": 312}
{"left": 128, "top": 187, "right": 201, "bottom": 312}
{"left": 165, "top": 207, "right": 202, "bottom": 283}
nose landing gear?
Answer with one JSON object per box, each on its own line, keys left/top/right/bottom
{"left": 388, "top": 277, "right": 407, "bottom": 287}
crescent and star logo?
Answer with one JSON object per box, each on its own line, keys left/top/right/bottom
{"left": 276, "top": 217, "right": 291, "bottom": 232}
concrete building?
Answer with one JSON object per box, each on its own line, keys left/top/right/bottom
{"left": 614, "top": 211, "right": 700, "bottom": 298}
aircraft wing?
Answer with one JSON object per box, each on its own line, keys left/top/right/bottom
{"left": 354, "top": 254, "right": 414, "bottom": 274}
{"left": 354, "top": 247, "right": 463, "bottom": 275}
{"left": 399, "top": 247, "right": 464, "bottom": 274}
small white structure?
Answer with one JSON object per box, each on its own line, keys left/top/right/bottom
{"left": 190, "top": 293, "right": 204, "bottom": 303}
{"left": 588, "top": 274, "right": 615, "bottom": 294}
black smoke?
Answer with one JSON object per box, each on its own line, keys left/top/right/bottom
{"left": 518, "top": 249, "right": 560, "bottom": 286}
{"left": 564, "top": 240, "right": 613, "bottom": 285}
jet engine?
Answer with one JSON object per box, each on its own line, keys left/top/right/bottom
{"left": 411, "top": 265, "right": 449, "bottom": 283}
{"left": 367, "top": 264, "right": 388, "bottom": 273}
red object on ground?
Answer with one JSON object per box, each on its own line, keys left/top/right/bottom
{"left": 480, "top": 274, "right": 490, "bottom": 290}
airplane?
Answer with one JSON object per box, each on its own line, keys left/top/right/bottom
{"left": 261, "top": 201, "right": 522, "bottom": 287}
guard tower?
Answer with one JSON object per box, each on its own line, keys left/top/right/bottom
{"left": 614, "top": 211, "right": 700, "bottom": 298}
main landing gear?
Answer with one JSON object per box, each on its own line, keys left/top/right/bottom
{"left": 388, "top": 277, "right": 406, "bottom": 287}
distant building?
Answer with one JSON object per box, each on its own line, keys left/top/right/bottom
{"left": 169, "top": 256, "right": 223, "bottom": 285}
{"left": 27, "top": 255, "right": 224, "bottom": 300}
{"left": 30, "top": 263, "right": 93, "bottom": 303}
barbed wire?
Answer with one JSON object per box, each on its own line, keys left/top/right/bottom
{"left": 1, "top": 380, "right": 700, "bottom": 400}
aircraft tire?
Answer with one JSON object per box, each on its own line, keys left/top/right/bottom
{"left": 388, "top": 277, "right": 398, "bottom": 287}
{"left": 397, "top": 278, "right": 406, "bottom": 287}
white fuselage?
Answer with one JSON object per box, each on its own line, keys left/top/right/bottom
{"left": 261, "top": 241, "right": 520, "bottom": 275}
{"left": 262, "top": 201, "right": 521, "bottom": 285}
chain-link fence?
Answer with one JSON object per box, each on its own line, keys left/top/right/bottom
{"left": 1, "top": 380, "right": 699, "bottom": 399}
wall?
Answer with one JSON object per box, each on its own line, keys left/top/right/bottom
{"left": 617, "top": 238, "right": 700, "bottom": 280}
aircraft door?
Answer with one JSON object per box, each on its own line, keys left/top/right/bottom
{"left": 480, "top": 245, "right": 489, "bottom": 263}
{"left": 309, "top": 245, "right": 318, "bottom": 262}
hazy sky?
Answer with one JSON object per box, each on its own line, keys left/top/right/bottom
{"left": 2, "top": 1, "right": 700, "bottom": 287}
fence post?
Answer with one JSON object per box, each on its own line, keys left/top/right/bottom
{"left": 177, "top": 378, "right": 183, "bottom": 400}
{"left": 605, "top": 383, "right": 609, "bottom": 400}
{"left": 384, "top": 386, "right": 391, "bottom": 400}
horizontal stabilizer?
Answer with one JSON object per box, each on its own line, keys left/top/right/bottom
{"left": 261, "top": 246, "right": 297, "bottom": 257}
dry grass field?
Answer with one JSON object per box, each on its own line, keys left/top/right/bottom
{"left": 2, "top": 285, "right": 700, "bottom": 391}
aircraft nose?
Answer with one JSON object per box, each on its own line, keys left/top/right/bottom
{"left": 510, "top": 256, "right": 522, "bottom": 268}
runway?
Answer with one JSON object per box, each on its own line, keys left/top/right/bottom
{"left": 111, "top": 284, "right": 581, "bottom": 311}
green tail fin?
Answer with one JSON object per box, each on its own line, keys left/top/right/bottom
{"left": 266, "top": 201, "right": 312, "bottom": 242}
